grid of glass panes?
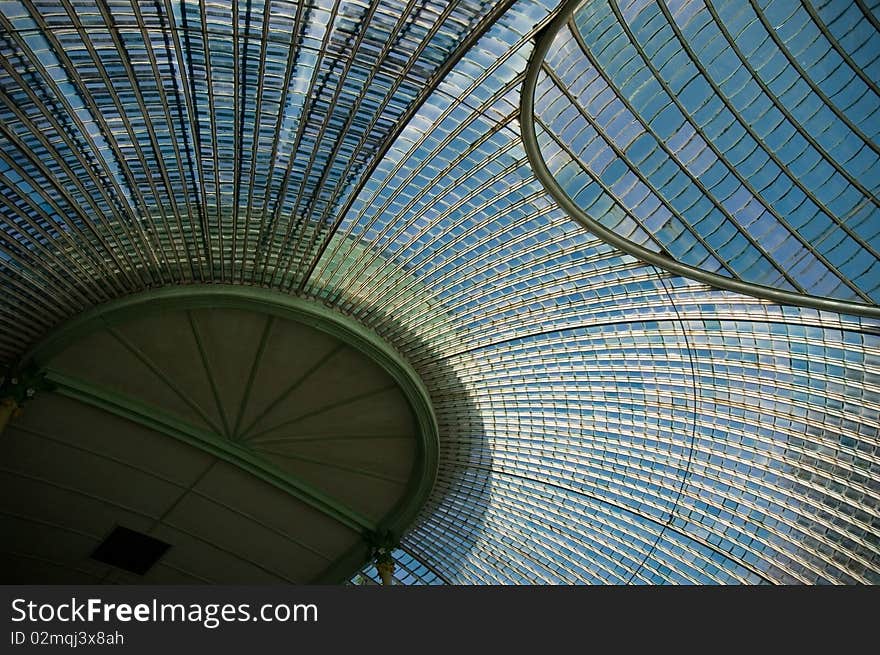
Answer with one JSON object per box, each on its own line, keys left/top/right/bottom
{"left": 532, "top": 0, "right": 879, "bottom": 305}
{"left": 309, "top": 0, "right": 880, "bottom": 584}
{"left": 0, "top": 0, "right": 505, "bottom": 352}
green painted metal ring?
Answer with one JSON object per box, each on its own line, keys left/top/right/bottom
{"left": 24, "top": 284, "right": 439, "bottom": 582}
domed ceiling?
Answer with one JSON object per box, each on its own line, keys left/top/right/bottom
{"left": 0, "top": 0, "right": 878, "bottom": 584}
{"left": 2, "top": 288, "right": 436, "bottom": 583}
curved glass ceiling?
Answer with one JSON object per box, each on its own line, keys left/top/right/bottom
{"left": 522, "top": 0, "right": 880, "bottom": 315}
{"left": 1, "top": 0, "right": 879, "bottom": 585}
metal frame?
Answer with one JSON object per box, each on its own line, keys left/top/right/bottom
{"left": 519, "top": 0, "right": 880, "bottom": 319}
{"left": 24, "top": 284, "right": 440, "bottom": 583}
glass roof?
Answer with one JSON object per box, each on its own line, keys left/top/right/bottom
{"left": 1, "top": 0, "right": 878, "bottom": 584}
{"left": 524, "top": 0, "right": 880, "bottom": 313}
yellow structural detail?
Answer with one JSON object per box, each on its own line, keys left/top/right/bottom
{"left": 0, "top": 397, "right": 20, "bottom": 435}
{"left": 376, "top": 560, "right": 395, "bottom": 586}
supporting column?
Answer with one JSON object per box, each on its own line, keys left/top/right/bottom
{"left": 375, "top": 553, "right": 395, "bottom": 586}
{"left": 0, "top": 365, "right": 52, "bottom": 435}
{"left": 0, "top": 397, "right": 19, "bottom": 434}
{"left": 368, "top": 530, "right": 398, "bottom": 586}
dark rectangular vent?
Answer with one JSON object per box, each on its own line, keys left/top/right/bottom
{"left": 91, "top": 526, "right": 171, "bottom": 575}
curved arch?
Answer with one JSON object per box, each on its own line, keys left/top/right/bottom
{"left": 22, "top": 285, "right": 439, "bottom": 581}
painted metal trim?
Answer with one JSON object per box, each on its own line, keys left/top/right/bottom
{"left": 47, "top": 369, "right": 374, "bottom": 534}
